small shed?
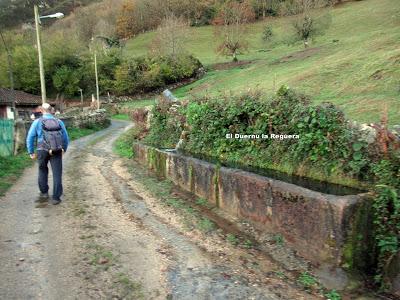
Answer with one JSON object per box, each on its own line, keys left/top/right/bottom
{"left": 0, "top": 88, "right": 54, "bottom": 120}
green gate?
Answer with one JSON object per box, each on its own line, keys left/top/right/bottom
{"left": 0, "top": 119, "right": 14, "bottom": 157}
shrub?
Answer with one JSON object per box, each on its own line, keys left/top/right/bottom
{"left": 262, "top": 25, "right": 274, "bottom": 42}
{"left": 144, "top": 98, "right": 185, "bottom": 149}
{"left": 114, "top": 54, "right": 202, "bottom": 95}
{"left": 141, "top": 86, "right": 398, "bottom": 190}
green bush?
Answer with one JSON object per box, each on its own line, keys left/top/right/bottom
{"left": 262, "top": 25, "right": 274, "bottom": 42}
{"left": 144, "top": 98, "right": 184, "bottom": 149}
{"left": 114, "top": 55, "right": 202, "bottom": 95}
{"left": 182, "top": 86, "right": 371, "bottom": 185}
{"left": 143, "top": 86, "right": 399, "bottom": 189}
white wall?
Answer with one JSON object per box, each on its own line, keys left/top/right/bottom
{"left": 6, "top": 106, "right": 14, "bottom": 119}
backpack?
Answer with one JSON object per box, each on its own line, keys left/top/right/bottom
{"left": 41, "top": 118, "right": 64, "bottom": 154}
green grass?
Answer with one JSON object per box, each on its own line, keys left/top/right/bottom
{"left": 119, "top": 99, "right": 156, "bottom": 109}
{"left": 113, "top": 127, "right": 137, "bottom": 158}
{"left": 68, "top": 126, "right": 105, "bottom": 140}
{"left": 0, "top": 153, "right": 33, "bottom": 196}
{"left": 125, "top": 0, "right": 400, "bottom": 125}
{"left": 112, "top": 113, "right": 131, "bottom": 121}
{"left": 297, "top": 272, "right": 318, "bottom": 290}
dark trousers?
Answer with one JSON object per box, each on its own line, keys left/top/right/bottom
{"left": 37, "top": 150, "right": 63, "bottom": 200}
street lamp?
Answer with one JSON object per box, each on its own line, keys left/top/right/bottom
{"left": 34, "top": 5, "right": 64, "bottom": 104}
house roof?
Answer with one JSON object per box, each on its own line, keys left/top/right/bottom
{"left": 0, "top": 88, "right": 54, "bottom": 106}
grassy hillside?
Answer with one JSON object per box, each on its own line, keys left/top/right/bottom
{"left": 125, "top": 0, "right": 400, "bottom": 125}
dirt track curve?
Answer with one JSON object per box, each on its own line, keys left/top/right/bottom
{"left": 0, "top": 120, "right": 317, "bottom": 300}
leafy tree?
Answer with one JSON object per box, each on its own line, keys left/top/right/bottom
{"left": 52, "top": 65, "right": 82, "bottom": 97}
{"left": 12, "top": 45, "right": 40, "bottom": 94}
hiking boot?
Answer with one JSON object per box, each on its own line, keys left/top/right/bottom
{"left": 35, "top": 192, "right": 49, "bottom": 203}
{"left": 50, "top": 198, "right": 61, "bottom": 205}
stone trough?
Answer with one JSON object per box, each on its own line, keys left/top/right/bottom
{"left": 133, "top": 142, "right": 374, "bottom": 275}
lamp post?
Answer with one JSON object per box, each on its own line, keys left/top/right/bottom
{"left": 34, "top": 5, "right": 64, "bottom": 104}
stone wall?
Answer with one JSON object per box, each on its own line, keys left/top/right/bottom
{"left": 62, "top": 109, "right": 110, "bottom": 129}
{"left": 133, "top": 142, "right": 374, "bottom": 273}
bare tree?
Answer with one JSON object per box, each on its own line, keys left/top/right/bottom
{"left": 150, "top": 14, "right": 189, "bottom": 57}
{"left": 252, "top": 0, "right": 281, "bottom": 18}
{"left": 213, "top": 0, "right": 255, "bottom": 62}
{"left": 281, "top": 0, "right": 331, "bottom": 48}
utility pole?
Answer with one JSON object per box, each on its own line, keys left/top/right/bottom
{"left": 94, "top": 51, "right": 100, "bottom": 109}
{"left": 78, "top": 88, "right": 83, "bottom": 112}
{"left": 34, "top": 5, "right": 46, "bottom": 104}
{"left": 0, "top": 30, "right": 17, "bottom": 120}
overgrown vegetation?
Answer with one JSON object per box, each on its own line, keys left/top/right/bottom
{"left": 114, "top": 54, "right": 202, "bottom": 95}
{"left": 144, "top": 98, "right": 185, "bottom": 149}
{"left": 177, "top": 87, "right": 372, "bottom": 187}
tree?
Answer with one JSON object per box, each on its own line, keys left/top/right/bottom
{"left": 52, "top": 65, "right": 82, "bottom": 97}
{"left": 150, "top": 14, "right": 189, "bottom": 58}
{"left": 281, "top": 0, "right": 331, "bottom": 48}
{"left": 213, "top": 0, "right": 255, "bottom": 62}
{"left": 116, "top": 1, "right": 136, "bottom": 39}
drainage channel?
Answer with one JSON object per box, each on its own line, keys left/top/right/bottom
{"left": 168, "top": 150, "right": 366, "bottom": 196}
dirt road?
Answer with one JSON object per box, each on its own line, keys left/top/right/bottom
{"left": 0, "top": 121, "right": 318, "bottom": 299}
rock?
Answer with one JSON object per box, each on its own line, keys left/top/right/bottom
{"left": 62, "top": 110, "right": 110, "bottom": 129}
{"left": 359, "top": 123, "right": 377, "bottom": 144}
{"left": 162, "top": 89, "right": 178, "bottom": 102}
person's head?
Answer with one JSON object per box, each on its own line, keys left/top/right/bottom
{"left": 41, "top": 103, "right": 52, "bottom": 114}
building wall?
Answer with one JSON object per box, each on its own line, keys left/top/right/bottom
{"left": 0, "top": 105, "right": 6, "bottom": 118}
{"left": 6, "top": 106, "right": 14, "bottom": 119}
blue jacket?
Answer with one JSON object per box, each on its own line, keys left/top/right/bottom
{"left": 26, "top": 113, "right": 69, "bottom": 154}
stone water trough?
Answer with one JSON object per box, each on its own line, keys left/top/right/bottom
{"left": 133, "top": 142, "right": 374, "bottom": 275}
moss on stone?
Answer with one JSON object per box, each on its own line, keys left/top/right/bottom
{"left": 189, "top": 164, "right": 195, "bottom": 193}
{"left": 213, "top": 165, "right": 220, "bottom": 208}
{"left": 342, "top": 196, "right": 376, "bottom": 274}
{"left": 146, "top": 148, "right": 167, "bottom": 178}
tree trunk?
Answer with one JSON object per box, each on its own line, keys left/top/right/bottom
{"left": 233, "top": 51, "right": 238, "bottom": 62}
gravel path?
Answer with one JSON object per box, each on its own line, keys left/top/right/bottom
{"left": 0, "top": 120, "right": 317, "bottom": 300}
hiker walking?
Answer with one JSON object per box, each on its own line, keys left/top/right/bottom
{"left": 26, "top": 103, "right": 69, "bottom": 205}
